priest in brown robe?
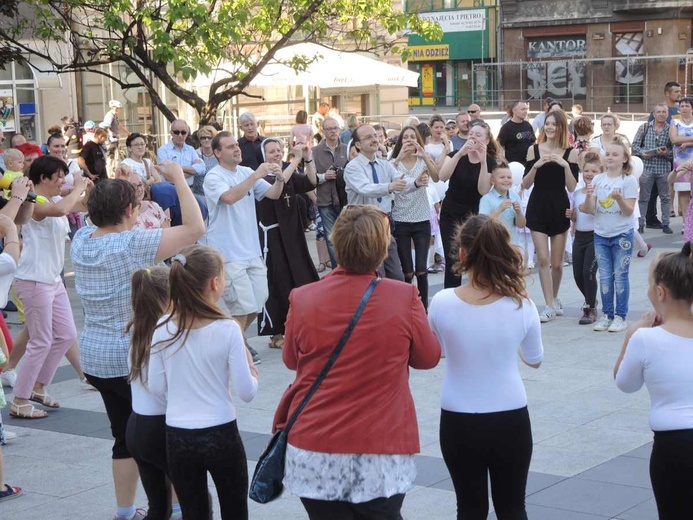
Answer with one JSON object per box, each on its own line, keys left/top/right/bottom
{"left": 256, "top": 138, "right": 319, "bottom": 348}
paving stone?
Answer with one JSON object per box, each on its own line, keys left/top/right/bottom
{"left": 576, "top": 456, "right": 652, "bottom": 489}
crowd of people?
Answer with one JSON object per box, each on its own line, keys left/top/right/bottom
{"left": 0, "top": 81, "right": 690, "bottom": 520}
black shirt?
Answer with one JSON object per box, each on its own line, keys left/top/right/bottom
{"left": 497, "top": 120, "right": 536, "bottom": 164}
{"left": 238, "top": 135, "right": 265, "bottom": 170}
{"left": 79, "top": 141, "right": 108, "bottom": 181}
{"left": 441, "top": 153, "right": 498, "bottom": 219}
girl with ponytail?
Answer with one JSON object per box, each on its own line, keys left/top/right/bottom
{"left": 148, "top": 245, "right": 258, "bottom": 520}
{"left": 428, "top": 214, "right": 543, "bottom": 519}
{"left": 125, "top": 266, "right": 181, "bottom": 520}
{"left": 614, "top": 242, "right": 693, "bottom": 519}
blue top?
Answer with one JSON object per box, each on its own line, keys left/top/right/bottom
{"left": 479, "top": 187, "right": 521, "bottom": 243}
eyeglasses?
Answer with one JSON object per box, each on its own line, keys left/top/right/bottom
{"left": 360, "top": 133, "right": 378, "bottom": 141}
{"left": 445, "top": 126, "right": 456, "bottom": 130}
{"left": 323, "top": 126, "right": 339, "bottom": 131}
{"left": 199, "top": 136, "right": 212, "bottom": 140}
{"left": 172, "top": 130, "right": 187, "bottom": 136}
{"left": 467, "top": 110, "right": 479, "bottom": 114}
{"left": 129, "top": 142, "right": 146, "bottom": 147}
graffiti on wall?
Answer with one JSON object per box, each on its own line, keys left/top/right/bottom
{"left": 614, "top": 32, "right": 644, "bottom": 86}
{"left": 526, "top": 36, "right": 587, "bottom": 100}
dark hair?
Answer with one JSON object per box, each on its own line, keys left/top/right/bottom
{"left": 351, "top": 124, "right": 370, "bottom": 150}
{"left": 28, "top": 155, "right": 67, "bottom": 185}
{"left": 664, "top": 81, "right": 681, "bottom": 94}
{"left": 127, "top": 266, "right": 170, "bottom": 383}
{"left": 549, "top": 101, "right": 564, "bottom": 111}
{"left": 679, "top": 97, "right": 693, "bottom": 107}
{"left": 511, "top": 100, "right": 526, "bottom": 110}
{"left": 652, "top": 242, "right": 693, "bottom": 304}
{"left": 416, "top": 122, "right": 431, "bottom": 141}
{"left": 452, "top": 214, "right": 527, "bottom": 305}
{"left": 126, "top": 132, "right": 146, "bottom": 148}
{"left": 296, "top": 110, "right": 308, "bottom": 124}
{"left": 211, "top": 130, "right": 233, "bottom": 152}
{"left": 87, "top": 179, "right": 137, "bottom": 227}
{"left": 46, "top": 132, "right": 65, "bottom": 149}
{"left": 429, "top": 115, "right": 445, "bottom": 127}
{"left": 391, "top": 126, "right": 425, "bottom": 159}
{"left": 154, "top": 245, "right": 229, "bottom": 353}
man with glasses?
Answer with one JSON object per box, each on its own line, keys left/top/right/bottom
{"left": 466, "top": 104, "right": 482, "bottom": 121}
{"left": 451, "top": 112, "right": 471, "bottom": 152}
{"left": 238, "top": 112, "right": 266, "bottom": 169}
{"left": 313, "top": 117, "right": 348, "bottom": 267}
{"left": 157, "top": 119, "right": 208, "bottom": 222}
{"left": 345, "top": 124, "right": 428, "bottom": 281}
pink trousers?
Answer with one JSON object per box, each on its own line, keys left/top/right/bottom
{"left": 13, "top": 279, "right": 77, "bottom": 400}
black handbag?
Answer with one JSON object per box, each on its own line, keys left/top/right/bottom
{"left": 249, "top": 277, "right": 381, "bottom": 504}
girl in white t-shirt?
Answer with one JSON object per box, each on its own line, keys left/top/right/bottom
{"left": 125, "top": 265, "right": 184, "bottom": 520}
{"left": 568, "top": 152, "right": 600, "bottom": 325}
{"left": 614, "top": 243, "right": 693, "bottom": 519}
{"left": 428, "top": 214, "right": 543, "bottom": 519}
{"left": 583, "top": 140, "right": 638, "bottom": 333}
{"left": 149, "top": 245, "right": 258, "bottom": 520}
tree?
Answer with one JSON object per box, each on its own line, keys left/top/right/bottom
{"left": 0, "top": 0, "right": 441, "bottom": 125}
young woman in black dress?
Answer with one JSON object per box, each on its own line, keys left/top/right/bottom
{"left": 434, "top": 121, "right": 499, "bottom": 288}
{"left": 522, "top": 110, "right": 580, "bottom": 322}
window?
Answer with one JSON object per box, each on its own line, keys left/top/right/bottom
{"left": 0, "top": 61, "right": 38, "bottom": 145}
{"left": 614, "top": 32, "right": 644, "bottom": 106}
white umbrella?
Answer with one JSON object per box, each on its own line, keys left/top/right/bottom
{"left": 196, "top": 43, "right": 419, "bottom": 89}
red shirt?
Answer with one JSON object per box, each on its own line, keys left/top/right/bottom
{"left": 273, "top": 268, "right": 441, "bottom": 454}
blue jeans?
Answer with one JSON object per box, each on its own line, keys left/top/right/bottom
{"left": 318, "top": 204, "right": 340, "bottom": 267}
{"left": 594, "top": 230, "right": 634, "bottom": 319}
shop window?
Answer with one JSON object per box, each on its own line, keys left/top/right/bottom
{"left": 614, "top": 32, "right": 644, "bottom": 106}
{"left": 525, "top": 35, "right": 587, "bottom": 101}
{"left": 405, "top": 0, "right": 460, "bottom": 12}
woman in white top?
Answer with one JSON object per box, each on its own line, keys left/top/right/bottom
{"left": 589, "top": 113, "right": 631, "bottom": 154}
{"left": 425, "top": 115, "right": 451, "bottom": 169}
{"left": 390, "top": 125, "right": 436, "bottom": 310}
{"left": 10, "top": 156, "right": 91, "bottom": 419}
{"left": 149, "top": 245, "right": 258, "bottom": 520}
{"left": 46, "top": 133, "right": 82, "bottom": 186}
{"left": 428, "top": 214, "right": 543, "bottom": 520}
{"left": 121, "top": 133, "right": 161, "bottom": 187}
{"left": 668, "top": 96, "right": 693, "bottom": 222}
{"left": 614, "top": 243, "right": 693, "bottom": 519}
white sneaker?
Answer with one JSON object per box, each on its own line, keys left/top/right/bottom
{"left": 554, "top": 298, "right": 564, "bottom": 316}
{"left": 539, "top": 306, "right": 556, "bottom": 323}
{"left": 0, "top": 368, "right": 17, "bottom": 387}
{"left": 4, "top": 430, "right": 17, "bottom": 440}
{"left": 593, "top": 315, "right": 611, "bottom": 331}
{"left": 608, "top": 316, "right": 628, "bottom": 332}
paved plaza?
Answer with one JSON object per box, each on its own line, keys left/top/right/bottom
{"left": 0, "top": 220, "right": 687, "bottom": 519}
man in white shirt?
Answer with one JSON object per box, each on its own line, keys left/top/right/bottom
{"left": 344, "top": 124, "right": 427, "bottom": 280}
{"left": 156, "top": 119, "right": 208, "bottom": 223}
{"left": 203, "top": 131, "right": 285, "bottom": 362}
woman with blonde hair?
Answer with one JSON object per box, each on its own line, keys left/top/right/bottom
{"left": 274, "top": 204, "right": 440, "bottom": 519}
{"left": 194, "top": 125, "right": 219, "bottom": 196}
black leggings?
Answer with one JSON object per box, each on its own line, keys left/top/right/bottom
{"left": 650, "top": 429, "right": 693, "bottom": 520}
{"left": 440, "top": 407, "right": 533, "bottom": 520}
{"left": 440, "top": 212, "right": 464, "bottom": 289}
{"left": 300, "top": 494, "right": 405, "bottom": 520}
{"left": 166, "top": 420, "right": 248, "bottom": 520}
{"left": 393, "top": 220, "right": 431, "bottom": 310}
{"left": 571, "top": 230, "right": 598, "bottom": 308}
{"left": 125, "top": 413, "right": 171, "bottom": 520}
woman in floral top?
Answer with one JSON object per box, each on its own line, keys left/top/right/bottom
{"left": 128, "top": 173, "right": 170, "bottom": 230}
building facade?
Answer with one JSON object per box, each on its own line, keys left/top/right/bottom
{"left": 494, "top": 0, "right": 692, "bottom": 113}
{"left": 406, "top": 0, "right": 499, "bottom": 110}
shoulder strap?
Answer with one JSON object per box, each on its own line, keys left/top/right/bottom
{"left": 143, "top": 159, "right": 151, "bottom": 179}
{"left": 282, "top": 277, "right": 381, "bottom": 434}
{"left": 562, "top": 147, "right": 572, "bottom": 160}
{"left": 639, "top": 123, "right": 649, "bottom": 149}
{"left": 533, "top": 144, "right": 540, "bottom": 159}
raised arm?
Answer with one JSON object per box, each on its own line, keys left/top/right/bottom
{"left": 437, "top": 140, "right": 471, "bottom": 182}
{"left": 154, "top": 161, "right": 206, "bottom": 262}
{"left": 33, "top": 176, "right": 93, "bottom": 219}
{"left": 1, "top": 177, "right": 34, "bottom": 224}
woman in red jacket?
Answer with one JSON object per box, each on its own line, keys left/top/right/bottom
{"left": 273, "top": 204, "right": 441, "bottom": 519}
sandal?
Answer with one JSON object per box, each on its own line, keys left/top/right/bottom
{"left": 317, "top": 263, "right": 327, "bottom": 273}
{"left": 9, "top": 402, "right": 48, "bottom": 419}
{"left": 269, "top": 335, "right": 284, "bottom": 350}
{"left": 29, "top": 391, "right": 60, "bottom": 408}
{"left": 0, "top": 484, "right": 23, "bottom": 503}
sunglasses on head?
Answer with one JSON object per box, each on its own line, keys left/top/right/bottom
{"left": 172, "top": 130, "right": 187, "bottom": 136}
